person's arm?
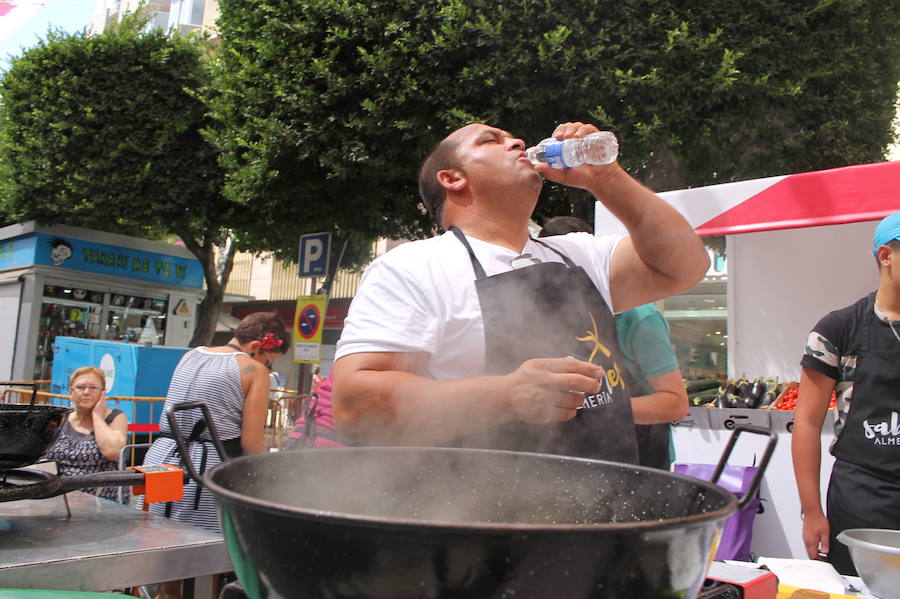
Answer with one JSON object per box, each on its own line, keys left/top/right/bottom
{"left": 333, "top": 352, "right": 609, "bottom": 446}
{"left": 619, "top": 308, "right": 687, "bottom": 424}
{"left": 239, "top": 359, "right": 271, "bottom": 455}
{"left": 535, "top": 123, "right": 709, "bottom": 312}
{"left": 91, "top": 396, "right": 127, "bottom": 462}
{"left": 631, "top": 369, "right": 689, "bottom": 424}
{"left": 792, "top": 366, "right": 836, "bottom": 560}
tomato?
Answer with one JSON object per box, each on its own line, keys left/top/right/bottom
{"left": 773, "top": 387, "right": 835, "bottom": 411}
{"left": 774, "top": 386, "right": 799, "bottom": 411}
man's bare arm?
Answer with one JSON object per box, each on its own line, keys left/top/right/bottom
{"left": 536, "top": 122, "right": 709, "bottom": 312}
{"left": 333, "top": 352, "right": 609, "bottom": 446}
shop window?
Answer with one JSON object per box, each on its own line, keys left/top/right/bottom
{"left": 662, "top": 240, "right": 727, "bottom": 380}
{"left": 35, "top": 285, "right": 105, "bottom": 380}
{"left": 107, "top": 295, "right": 168, "bottom": 345}
{"left": 35, "top": 285, "right": 169, "bottom": 381}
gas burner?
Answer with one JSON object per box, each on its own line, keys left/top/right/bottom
{"left": 0, "top": 466, "right": 171, "bottom": 505}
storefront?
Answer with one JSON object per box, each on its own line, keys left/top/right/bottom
{"left": 596, "top": 159, "right": 898, "bottom": 381}
{"left": 596, "top": 159, "right": 898, "bottom": 560}
{"left": 0, "top": 221, "right": 205, "bottom": 381}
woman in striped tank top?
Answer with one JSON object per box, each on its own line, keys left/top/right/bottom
{"left": 140, "top": 312, "right": 288, "bottom": 599}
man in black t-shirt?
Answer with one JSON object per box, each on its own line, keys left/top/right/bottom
{"left": 792, "top": 210, "right": 900, "bottom": 575}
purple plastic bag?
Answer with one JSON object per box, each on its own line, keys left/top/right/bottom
{"left": 673, "top": 463, "right": 761, "bottom": 562}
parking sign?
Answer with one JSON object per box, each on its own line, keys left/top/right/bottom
{"left": 298, "top": 233, "right": 331, "bottom": 277}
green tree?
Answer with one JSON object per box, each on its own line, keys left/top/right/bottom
{"left": 210, "top": 0, "right": 899, "bottom": 232}
{"left": 0, "top": 15, "right": 235, "bottom": 345}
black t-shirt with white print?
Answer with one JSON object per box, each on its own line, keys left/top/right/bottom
{"left": 801, "top": 294, "right": 900, "bottom": 444}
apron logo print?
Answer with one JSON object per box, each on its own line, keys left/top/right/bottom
{"left": 580, "top": 372, "right": 614, "bottom": 410}
{"left": 576, "top": 311, "right": 626, "bottom": 392}
{"left": 863, "top": 411, "right": 900, "bottom": 445}
{"left": 576, "top": 312, "right": 612, "bottom": 362}
{"left": 576, "top": 311, "right": 626, "bottom": 410}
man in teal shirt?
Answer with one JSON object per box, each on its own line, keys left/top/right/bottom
{"left": 615, "top": 303, "right": 688, "bottom": 469}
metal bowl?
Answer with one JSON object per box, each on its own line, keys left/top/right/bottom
{"left": 837, "top": 528, "right": 900, "bottom": 598}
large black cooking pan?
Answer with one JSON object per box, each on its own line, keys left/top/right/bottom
{"left": 169, "top": 402, "right": 776, "bottom": 599}
{"left": 0, "top": 383, "right": 70, "bottom": 470}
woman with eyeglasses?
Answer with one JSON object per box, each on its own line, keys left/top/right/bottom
{"left": 43, "top": 366, "right": 128, "bottom": 502}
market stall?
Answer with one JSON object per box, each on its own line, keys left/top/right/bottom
{"left": 596, "top": 159, "right": 899, "bottom": 560}
{"left": 0, "top": 222, "right": 204, "bottom": 382}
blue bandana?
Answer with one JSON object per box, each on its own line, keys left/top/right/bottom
{"left": 872, "top": 211, "right": 900, "bottom": 256}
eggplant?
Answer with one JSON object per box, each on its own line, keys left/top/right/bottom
{"left": 759, "top": 391, "right": 777, "bottom": 408}
{"left": 727, "top": 394, "right": 743, "bottom": 409}
{"left": 724, "top": 382, "right": 738, "bottom": 396}
{"left": 737, "top": 380, "right": 753, "bottom": 399}
{"left": 750, "top": 379, "right": 766, "bottom": 401}
{"left": 715, "top": 391, "right": 728, "bottom": 409}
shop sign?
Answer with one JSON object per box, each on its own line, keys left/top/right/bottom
{"left": 0, "top": 236, "right": 38, "bottom": 270}
{"left": 23, "top": 233, "right": 204, "bottom": 288}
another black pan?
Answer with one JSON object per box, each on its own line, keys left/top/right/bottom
{"left": 0, "top": 383, "right": 70, "bottom": 470}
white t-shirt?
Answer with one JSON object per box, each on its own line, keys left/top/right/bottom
{"left": 335, "top": 230, "right": 623, "bottom": 380}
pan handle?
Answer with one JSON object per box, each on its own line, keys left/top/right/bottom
{"left": 710, "top": 425, "right": 777, "bottom": 510}
{"left": 165, "top": 401, "right": 229, "bottom": 485}
{"left": 0, "top": 381, "right": 39, "bottom": 407}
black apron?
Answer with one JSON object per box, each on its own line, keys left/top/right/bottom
{"left": 621, "top": 365, "right": 672, "bottom": 470}
{"left": 826, "top": 292, "right": 900, "bottom": 575}
{"left": 449, "top": 228, "right": 638, "bottom": 464}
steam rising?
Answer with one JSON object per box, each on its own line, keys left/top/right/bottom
{"left": 212, "top": 447, "right": 729, "bottom": 527}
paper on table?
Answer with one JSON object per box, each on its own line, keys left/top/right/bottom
{"left": 757, "top": 557, "right": 849, "bottom": 594}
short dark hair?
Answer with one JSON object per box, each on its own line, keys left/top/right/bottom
{"left": 538, "top": 216, "right": 594, "bottom": 237}
{"left": 418, "top": 134, "right": 461, "bottom": 227}
{"left": 234, "top": 312, "right": 289, "bottom": 354}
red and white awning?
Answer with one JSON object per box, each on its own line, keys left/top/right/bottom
{"left": 595, "top": 160, "right": 900, "bottom": 237}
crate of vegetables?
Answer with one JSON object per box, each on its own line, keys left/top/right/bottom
{"left": 768, "top": 382, "right": 837, "bottom": 433}
{"left": 702, "top": 377, "right": 777, "bottom": 431}
{"left": 768, "top": 382, "right": 799, "bottom": 433}
{"left": 672, "top": 405, "right": 712, "bottom": 430}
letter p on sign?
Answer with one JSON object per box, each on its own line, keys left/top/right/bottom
{"left": 298, "top": 233, "right": 331, "bottom": 278}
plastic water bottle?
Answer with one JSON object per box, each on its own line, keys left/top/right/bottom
{"left": 525, "top": 131, "right": 619, "bottom": 169}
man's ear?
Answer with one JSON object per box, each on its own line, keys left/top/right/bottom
{"left": 437, "top": 168, "right": 466, "bottom": 191}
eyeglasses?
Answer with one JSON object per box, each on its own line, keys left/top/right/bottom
{"left": 73, "top": 385, "right": 101, "bottom": 393}
{"left": 510, "top": 253, "right": 542, "bottom": 269}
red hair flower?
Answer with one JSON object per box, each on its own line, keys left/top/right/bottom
{"left": 259, "top": 333, "right": 283, "bottom": 351}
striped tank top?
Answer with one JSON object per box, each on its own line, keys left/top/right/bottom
{"left": 141, "top": 347, "right": 246, "bottom": 532}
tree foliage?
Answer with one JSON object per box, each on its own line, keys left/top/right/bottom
{"left": 210, "top": 0, "right": 900, "bottom": 233}
{"left": 0, "top": 14, "right": 233, "bottom": 345}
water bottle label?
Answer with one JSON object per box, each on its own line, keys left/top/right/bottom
{"left": 542, "top": 141, "right": 569, "bottom": 168}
